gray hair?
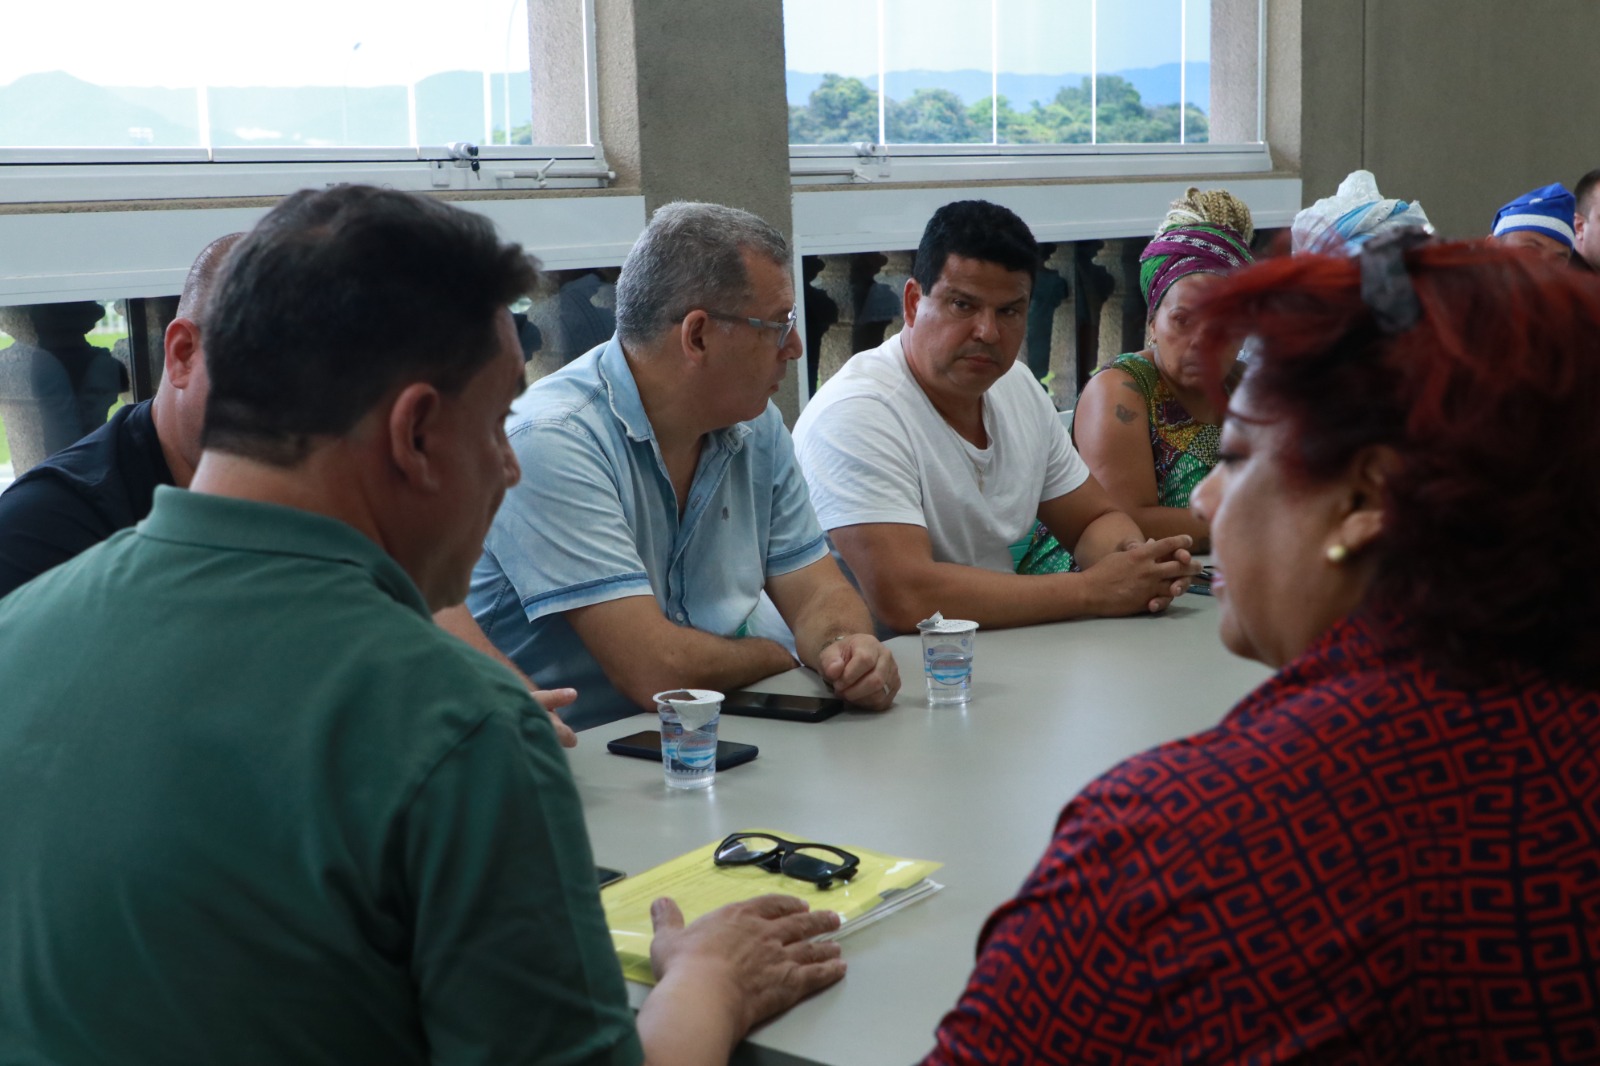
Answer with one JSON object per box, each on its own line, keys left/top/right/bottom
{"left": 614, "top": 201, "right": 790, "bottom": 346}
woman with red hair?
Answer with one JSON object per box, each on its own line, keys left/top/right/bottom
{"left": 924, "top": 235, "right": 1600, "bottom": 1063}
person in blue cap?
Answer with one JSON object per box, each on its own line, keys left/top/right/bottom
{"left": 1491, "top": 182, "right": 1576, "bottom": 266}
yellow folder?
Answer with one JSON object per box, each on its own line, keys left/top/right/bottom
{"left": 602, "top": 829, "right": 944, "bottom": 985}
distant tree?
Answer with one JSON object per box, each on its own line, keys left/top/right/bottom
{"left": 491, "top": 122, "right": 533, "bottom": 146}
{"left": 1015, "top": 82, "right": 1093, "bottom": 144}
{"left": 787, "top": 72, "right": 1207, "bottom": 147}
{"left": 1092, "top": 75, "right": 1148, "bottom": 135}
{"left": 1174, "top": 103, "right": 1209, "bottom": 143}
{"left": 789, "top": 74, "right": 879, "bottom": 144}
{"left": 966, "top": 95, "right": 1040, "bottom": 144}
{"left": 888, "top": 88, "right": 979, "bottom": 144}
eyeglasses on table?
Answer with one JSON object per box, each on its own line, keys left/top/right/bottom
{"left": 713, "top": 832, "right": 860, "bottom": 890}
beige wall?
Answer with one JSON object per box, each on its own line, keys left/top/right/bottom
{"left": 1298, "top": 0, "right": 1600, "bottom": 237}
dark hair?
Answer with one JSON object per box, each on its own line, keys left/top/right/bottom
{"left": 1575, "top": 168, "right": 1600, "bottom": 215}
{"left": 1194, "top": 240, "right": 1600, "bottom": 686}
{"left": 911, "top": 200, "right": 1040, "bottom": 293}
{"left": 175, "top": 232, "right": 244, "bottom": 322}
{"left": 202, "top": 186, "right": 540, "bottom": 465}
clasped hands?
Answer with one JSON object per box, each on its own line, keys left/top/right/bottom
{"left": 817, "top": 633, "right": 900, "bottom": 710}
{"left": 1095, "top": 534, "right": 1200, "bottom": 615}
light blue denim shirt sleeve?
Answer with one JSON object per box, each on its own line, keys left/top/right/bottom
{"left": 466, "top": 338, "right": 827, "bottom": 731}
{"left": 484, "top": 417, "right": 654, "bottom": 623}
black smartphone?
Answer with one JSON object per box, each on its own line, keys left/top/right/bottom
{"left": 605, "top": 730, "right": 760, "bottom": 771}
{"left": 596, "top": 865, "right": 626, "bottom": 888}
{"left": 720, "top": 690, "right": 845, "bottom": 723}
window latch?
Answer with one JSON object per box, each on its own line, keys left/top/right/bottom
{"left": 446, "top": 142, "right": 481, "bottom": 173}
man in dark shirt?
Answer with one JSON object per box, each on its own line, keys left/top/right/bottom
{"left": 0, "top": 233, "right": 240, "bottom": 598}
{"left": 0, "top": 230, "right": 582, "bottom": 743}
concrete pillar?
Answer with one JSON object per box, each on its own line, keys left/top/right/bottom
{"left": 1118, "top": 239, "right": 1148, "bottom": 357}
{"left": 849, "top": 252, "right": 891, "bottom": 355}
{"left": 598, "top": 0, "right": 793, "bottom": 229}
{"left": 873, "top": 251, "right": 915, "bottom": 341}
{"left": 1093, "top": 239, "right": 1137, "bottom": 371}
{"left": 1072, "top": 240, "right": 1114, "bottom": 393}
{"left": 801, "top": 254, "right": 837, "bottom": 400}
{"left": 522, "top": 271, "right": 566, "bottom": 385}
{"left": 0, "top": 303, "right": 121, "bottom": 474}
{"left": 528, "top": 0, "right": 592, "bottom": 146}
{"left": 1209, "top": 0, "right": 1261, "bottom": 144}
{"left": 1043, "top": 245, "right": 1079, "bottom": 409}
{"left": 813, "top": 254, "right": 858, "bottom": 388}
{"left": 592, "top": 0, "right": 799, "bottom": 416}
{"left": 1264, "top": 0, "right": 1303, "bottom": 173}
{"left": 1030, "top": 244, "right": 1068, "bottom": 406}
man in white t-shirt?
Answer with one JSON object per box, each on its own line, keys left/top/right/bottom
{"left": 793, "top": 199, "right": 1195, "bottom": 633}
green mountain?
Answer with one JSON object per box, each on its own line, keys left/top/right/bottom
{"left": 0, "top": 70, "right": 533, "bottom": 149}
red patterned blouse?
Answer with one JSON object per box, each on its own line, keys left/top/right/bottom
{"left": 926, "top": 612, "right": 1600, "bottom": 1064}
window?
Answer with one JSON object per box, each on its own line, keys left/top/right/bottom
{"left": 0, "top": 0, "right": 609, "bottom": 202}
{"left": 785, "top": 0, "right": 1264, "bottom": 183}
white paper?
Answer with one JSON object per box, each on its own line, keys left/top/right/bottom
{"left": 814, "top": 879, "right": 944, "bottom": 942}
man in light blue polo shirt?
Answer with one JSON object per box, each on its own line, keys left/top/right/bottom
{"left": 451, "top": 201, "right": 899, "bottom": 730}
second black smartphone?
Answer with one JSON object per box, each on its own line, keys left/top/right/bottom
{"left": 605, "top": 730, "right": 760, "bottom": 771}
{"left": 720, "top": 690, "right": 845, "bottom": 723}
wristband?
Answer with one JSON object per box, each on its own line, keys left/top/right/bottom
{"left": 817, "top": 633, "right": 851, "bottom": 661}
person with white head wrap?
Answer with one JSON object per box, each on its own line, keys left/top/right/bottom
{"left": 1291, "top": 170, "right": 1431, "bottom": 255}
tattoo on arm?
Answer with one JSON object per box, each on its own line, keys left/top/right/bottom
{"left": 1115, "top": 403, "right": 1137, "bottom": 424}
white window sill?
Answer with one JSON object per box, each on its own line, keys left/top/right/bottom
{"left": 0, "top": 145, "right": 613, "bottom": 205}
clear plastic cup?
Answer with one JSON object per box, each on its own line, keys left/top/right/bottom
{"left": 915, "top": 619, "right": 978, "bottom": 706}
{"left": 653, "top": 689, "right": 723, "bottom": 789}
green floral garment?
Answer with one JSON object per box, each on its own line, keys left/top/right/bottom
{"left": 1017, "top": 353, "right": 1219, "bottom": 575}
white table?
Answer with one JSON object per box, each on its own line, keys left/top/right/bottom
{"left": 567, "top": 596, "right": 1271, "bottom": 1066}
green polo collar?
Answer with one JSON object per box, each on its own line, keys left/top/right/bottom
{"left": 137, "top": 486, "right": 431, "bottom": 618}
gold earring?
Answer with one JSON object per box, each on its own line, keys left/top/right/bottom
{"left": 1326, "top": 543, "right": 1348, "bottom": 564}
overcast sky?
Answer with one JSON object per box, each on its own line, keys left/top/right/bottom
{"left": 3, "top": 0, "right": 532, "bottom": 87}
{"left": 4, "top": 0, "right": 1207, "bottom": 90}
{"left": 783, "top": 0, "right": 1209, "bottom": 77}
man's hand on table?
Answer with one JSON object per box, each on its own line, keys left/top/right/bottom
{"left": 819, "top": 633, "right": 900, "bottom": 709}
{"left": 530, "top": 686, "right": 579, "bottom": 748}
{"left": 649, "top": 894, "right": 846, "bottom": 1033}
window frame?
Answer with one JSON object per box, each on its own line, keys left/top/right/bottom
{"left": 790, "top": 142, "right": 1272, "bottom": 185}
{"left": 0, "top": 0, "right": 609, "bottom": 204}
{"left": 0, "top": 194, "right": 649, "bottom": 307}
{"left": 785, "top": 0, "right": 1267, "bottom": 187}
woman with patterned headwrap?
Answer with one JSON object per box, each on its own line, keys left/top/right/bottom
{"left": 1018, "top": 188, "right": 1253, "bottom": 572}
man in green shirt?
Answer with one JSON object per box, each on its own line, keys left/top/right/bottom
{"left": 0, "top": 186, "right": 844, "bottom": 1065}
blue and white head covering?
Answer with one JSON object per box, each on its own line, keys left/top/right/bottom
{"left": 1491, "top": 183, "right": 1576, "bottom": 248}
{"left": 1292, "top": 170, "right": 1431, "bottom": 255}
